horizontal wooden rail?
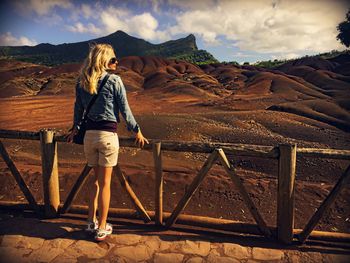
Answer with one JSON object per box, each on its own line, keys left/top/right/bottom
{"left": 57, "top": 135, "right": 279, "bottom": 158}
{"left": 1, "top": 129, "right": 350, "bottom": 159}
{"left": 1, "top": 128, "right": 350, "bottom": 245}
{"left": 1, "top": 201, "right": 350, "bottom": 244}
{"left": 297, "top": 148, "right": 350, "bottom": 160}
{"left": 0, "top": 130, "right": 40, "bottom": 140}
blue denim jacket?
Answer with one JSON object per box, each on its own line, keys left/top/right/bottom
{"left": 73, "top": 72, "right": 140, "bottom": 133}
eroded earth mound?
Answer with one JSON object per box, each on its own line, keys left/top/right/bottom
{"left": 1, "top": 53, "right": 349, "bottom": 131}
{"left": 0, "top": 54, "right": 349, "bottom": 234}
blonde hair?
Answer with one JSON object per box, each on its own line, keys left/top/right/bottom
{"left": 79, "top": 43, "right": 115, "bottom": 94}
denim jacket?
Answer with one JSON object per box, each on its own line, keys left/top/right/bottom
{"left": 73, "top": 72, "right": 140, "bottom": 133}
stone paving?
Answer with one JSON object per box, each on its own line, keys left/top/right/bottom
{"left": 0, "top": 211, "right": 349, "bottom": 263}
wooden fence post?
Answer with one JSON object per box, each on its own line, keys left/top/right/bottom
{"left": 277, "top": 144, "right": 297, "bottom": 244}
{"left": 153, "top": 142, "right": 163, "bottom": 225}
{"left": 40, "top": 129, "right": 60, "bottom": 218}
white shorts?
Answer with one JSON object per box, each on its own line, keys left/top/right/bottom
{"left": 83, "top": 130, "right": 119, "bottom": 167}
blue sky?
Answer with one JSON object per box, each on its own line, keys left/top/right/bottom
{"left": 0, "top": 0, "right": 348, "bottom": 64}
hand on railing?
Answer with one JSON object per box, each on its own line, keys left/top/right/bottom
{"left": 65, "top": 127, "right": 78, "bottom": 143}
{"left": 135, "top": 130, "right": 149, "bottom": 148}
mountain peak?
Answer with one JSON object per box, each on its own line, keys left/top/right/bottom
{"left": 112, "top": 30, "right": 129, "bottom": 36}
{"left": 186, "top": 34, "right": 196, "bottom": 40}
{"left": 180, "top": 34, "right": 197, "bottom": 50}
{"left": 0, "top": 31, "right": 216, "bottom": 65}
{"left": 105, "top": 30, "right": 132, "bottom": 39}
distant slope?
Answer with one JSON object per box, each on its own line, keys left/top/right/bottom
{"left": 0, "top": 31, "right": 217, "bottom": 66}
{"left": 253, "top": 50, "right": 348, "bottom": 69}
{"left": 0, "top": 51, "right": 349, "bottom": 131}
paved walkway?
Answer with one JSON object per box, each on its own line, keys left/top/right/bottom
{"left": 0, "top": 210, "right": 349, "bottom": 263}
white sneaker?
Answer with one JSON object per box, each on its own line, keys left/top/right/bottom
{"left": 95, "top": 223, "right": 113, "bottom": 241}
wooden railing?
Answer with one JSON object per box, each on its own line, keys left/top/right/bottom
{"left": 0, "top": 128, "right": 349, "bottom": 245}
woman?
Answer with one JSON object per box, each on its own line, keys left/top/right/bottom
{"left": 66, "top": 44, "right": 148, "bottom": 241}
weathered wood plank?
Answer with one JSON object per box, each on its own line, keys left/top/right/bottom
{"left": 40, "top": 129, "right": 60, "bottom": 218}
{"left": 58, "top": 136, "right": 280, "bottom": 158}
{"left": 297, "top": 148, "right": 350, "bottom": 160}
{"left": 1, "top": 129, "right": 350, "bottom": 159}
{"left": 114, "top": 165, "right": 151, "bottom": 223}
{"left": 2, "top": 200, "right": 350, "bottom": 244}
{"left": 60, "top": 164, "right": 92, "bottom": 214}
{"left": 277, "top": 144, "right": 297, "bottom": 244}
{"left": 0, "top": 141, "right": 40, "bottom": 213}
{"left": 153, "top": 142, "right": 163, "bottom": 225}
{"left": 298, "top": 164, "right": 350, "bottom": 244}
{"left": 217, "top": 148, "right": 272, "bottom": 238}
{"left": 0, "top": 130, "right": 40, "bottom": 140}
{"left": 165, "top": 150, "right": 219, "bottom": 228}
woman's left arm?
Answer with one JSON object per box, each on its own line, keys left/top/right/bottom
{"left": 66, "top": 84, "right": 83, "bottom": 142}
{"left": 114, "top": 77, "right": 149, "bottom": 148}
{"left": 73, "top": 85, "right": 84, "bottom": 129}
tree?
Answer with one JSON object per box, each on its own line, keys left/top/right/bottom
{"left": 337, "top": 10, "right": 350, "bottom": 48}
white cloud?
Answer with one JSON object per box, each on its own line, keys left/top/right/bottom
{"left": 234, "top": 52, "right": 254, "bottom": 58}
{"left": 15, "top": 0, "right": 72, "bottom": 16}
{"left": 271, "top": 53, "right": 300, "bottom": 60}
{"left": 99, "top": 6, "right": 170, "bottom": 41}
{"left": 151, "top": 0, "right": 162, "bottom": 13}
{"left": 99, "top": 6, "right": 130, "bottom": 34}
{"left": 0, "top": 32, "right": 37, "bottom": 46}
{"left": 34, "top": 12, "right": 63, "bottom": 26}
{"left": 66, "top": 22, "right": 102, "bottom": 35}
{"left": 128, "top": 13, "right": 169, "bottom": 41}
{"left": 66, "top": 5, "right": 170, "bottom": 42}
{"left": 70, "top": 3, "right": 96, "bottom": 21}
{"left": 13, "top": 0, "right": 72, "bottom": 27}
{"left": 168, "top": 0, "right": 217, "bottom": 10}
{"left": 169, "top": 9, "right": 222, "bottom": 45}
{"left": 13, "top": 0, "right": 347, "bottom": 57}
{"left": 81, "top": 4, "right": 94, "bottom": 19}
{"left": 169, "top": 0, "right": 348, "bottom": 54}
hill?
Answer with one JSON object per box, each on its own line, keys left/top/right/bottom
{"left": 1, "top": 53, "right": 349, "bottom": 234}
{"left": 0, "top": 31, "right": 218, "bottom": 66}
{"left": 253, "top": 50, "right": 348, "bottom": 69}
{"left": 0, "top": 51, "right": 349, "bottom": 132}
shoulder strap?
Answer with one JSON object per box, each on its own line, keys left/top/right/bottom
{"left": 81, "top": 73, "right": 110, "bottom": 122}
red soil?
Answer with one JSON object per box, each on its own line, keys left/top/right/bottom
{"left": 0, "top": 55, "right": 349, "bottom": 234}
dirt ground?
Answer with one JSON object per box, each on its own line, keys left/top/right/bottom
{"left": 0, "top": 56, "right": 349, "bottom": 237}
{"left": 0, "top": 93, "right": 349, "bottom": 235}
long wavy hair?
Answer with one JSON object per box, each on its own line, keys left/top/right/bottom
{"left": 79, "top": 43, "right": 115, "bottom": 94}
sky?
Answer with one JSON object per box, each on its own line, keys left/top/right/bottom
{"left": 0, "top": 0, "right": 349, "bottom": 64}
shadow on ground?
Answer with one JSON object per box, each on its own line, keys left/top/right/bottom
{"left": 0, "top": 209, "right": 349, "bottom": 256}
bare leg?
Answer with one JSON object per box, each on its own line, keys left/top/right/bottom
{"left": 88, "top": 168, "right": 99, "bottom": 222}
{"left": 97, "top": 166, "right": 113, "bottom": 229}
